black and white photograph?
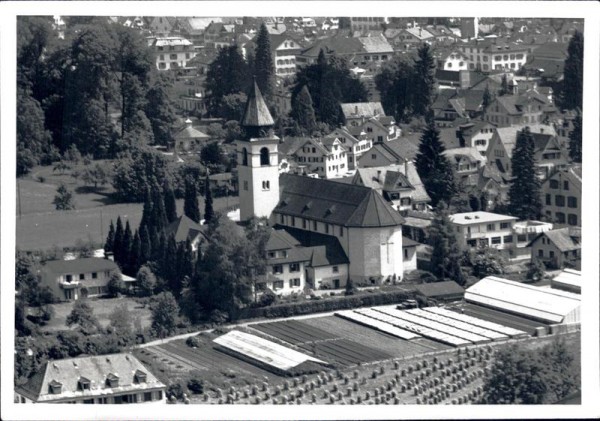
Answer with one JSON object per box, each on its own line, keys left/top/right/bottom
{"left": 1, "top": 1, "right": 599, "bottom": 419}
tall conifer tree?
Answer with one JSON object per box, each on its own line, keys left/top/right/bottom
{"left": 412, "top": 43, "right": 437, "bottom": 117}
{"left": 163, "top": 179, "right": 177, "bottom": 223}
{"left": 290, "top": 85, "right": 317, "bottom": 136}
{"left": 415, "top": 118, "right": 457, "bottom": 207}
{"left": 562, "top": 31, "right": 584, "bottom": 111}
{"left": 508, "top": 127, "right": 543, "bottom": 220}
{"left": 113, "top": 216, "right": 124, "bottom": 263}
{"left": 183, "top": 178, "right": 201, "bottom": 223}
{"left": 428, "top": 201, "right": 466, "bottom": 285}
{"left": 105, "top": 220, "right": 115, "bottom": 253}
{"left": 253, "top": 23, "right": 275, "bottom": 100}
{"left": 568, "top": 112, "right": 582, "bottom": 163}
{"left": 204, "top": 175, "right": 214, "bottom": 223}
{"left": 121, "top": 220, "right": 133, "bottom": 269}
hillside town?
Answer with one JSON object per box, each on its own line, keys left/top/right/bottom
{"left": 14, "top": 15, "right": 584, "bottom": 406}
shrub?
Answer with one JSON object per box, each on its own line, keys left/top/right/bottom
{"left": 187, "top": 378, "right": 204, "bottom": 394}
{"left": 259, "top": 289, "right": 278, "bottom": 307}
{"left": 167, "top": 382, "right": 186, "bottom": 400}
{"left": 186, "top": 335, "right": 202, "bottom": 348}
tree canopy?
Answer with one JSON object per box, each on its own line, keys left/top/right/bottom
{"left": 508, "top": 127, "right": 543, "bottom": 220}
{"left": 562, "top": 31, "right": 583, "bottom": 111}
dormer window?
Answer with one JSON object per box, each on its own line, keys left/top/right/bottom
{"left": 78, "top": 377, "right": 91, "bottom": 391}
{"left": 49, "top": 380, "right": 62, "bottom": 395}
{"left": 134, "top": 370, "right": 147, "bottom": 384}
{"left": 106, "top": 373, "right": 119, "bottom": 388}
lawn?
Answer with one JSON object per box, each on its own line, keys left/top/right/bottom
{"left": 34, "top": 296, "right": 152, "bottom": 333}
{"left": 15, "top": 164, "right": 239, "bottom": 251}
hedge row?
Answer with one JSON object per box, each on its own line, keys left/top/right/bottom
{"left": 235, "top": 290, "right": 415, "bottom": 320}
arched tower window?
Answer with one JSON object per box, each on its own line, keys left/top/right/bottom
{"left": 242, "top": 147, "right": 248, "bottom": 166}
{"left": 260, "top": 147, "right": 270, "bottom": 166}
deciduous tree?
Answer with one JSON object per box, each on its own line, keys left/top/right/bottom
{"left": 151, "top": 291, "right": 180, "bottom": 338}
{"left": 53, "top": 183, "right": 76, "bottom": 210}
{"left": 290, "top": 85, "right": 317, "bottom": 136}
{"left": 66, "top": 300, "right": 100, "bottom": 335}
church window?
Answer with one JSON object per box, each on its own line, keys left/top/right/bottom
{"left": 243, "top": 181, "right": 248, "bottom": 191}
{"left": 242, "top": 148, "right": 248, "bottom": 166}
{"left": 262, "top": 180, "right": 270, "bottom": 190}
{"left": 260, "top": 147, "right": 270, "bottom": 166}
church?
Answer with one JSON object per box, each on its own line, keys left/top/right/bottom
{"left": 235, "top": 82, "right": 414, "bottom": 292}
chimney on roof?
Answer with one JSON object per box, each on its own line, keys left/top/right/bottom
{"left": 376, "top": 170, "right": 382, "bottom": 182}
{"left": 404, "top": 158, "right": 408, "bottom": 176}
{"left": 540, "top": 127, "right": 544, "bottom": 134}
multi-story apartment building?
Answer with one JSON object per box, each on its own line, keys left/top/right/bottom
{"left": 15, "top": 353, "right": 166, "bottom": 404}
{"left": 245, "top": 34, "right": 302, "bottom": 79}
{"left": 291, "top": 137, "right": 348, "bottom": 179}
{"left": 484, "top": 90, "right": 556, "bottom": 128}
{"left": 296, "top": 35, "right": 393, "bottom": 68}
{"left": 457, "top": 40, "right": 528, "bottom": 73}
{"left": 323, "top": 127, "right": 372, "bottom": 170}
{"left": 349, "top": 17, "right": 390, "bottom": 32}
{"left": 151, "top": 37, "right": 197, "bottom": 71}
{"left": 449, "top": 211, "right": 518, "bottom": 250}
{"left": 541, "top": 166, "right": 582, "bottom": 227}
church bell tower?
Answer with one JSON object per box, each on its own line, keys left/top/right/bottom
{"left": 236, "top": 81, "right": 280, "bottom": 221}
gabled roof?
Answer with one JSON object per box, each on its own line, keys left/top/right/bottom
{"left": 531, "top": 228, "right": 581, "bottom": 251}
{"left": 341, "top": 102, "right": 385, "bottom": 120}
{"left": 276, "top": 226, "right": 349, "bottom": 267}
{"left": 443, "top": 147, "right": 485, "bottom": 164}
{"left": 493, "top": 124, "right": 557, "bottom": 159}
{"left": 277, "top": 174, "right": 404, "bottom": 228}
{"left": 324, "top": 127, "right": 361, "bottom": 145}
{"left": 242, "top": 81, "right": 275, "bottom": 127}
{"left": 266, "top": 229, "right": 301, "bottom": 251}
{"left": 404, "top": 27, "right": 434, "bottom": 40}
{"left": 163, "top": 215, "right": 207, "bottom": 243}
{"left": 358, "top": 34, "right": 394, "bottom": 53}
{"left": 175, "top": 124, "right": 210, "bottom": 140}
{"left": 42, "top": 258, "right": 118, "bottom": 276}
{"left": 363, "top": 138, "right": 420, "bottom": 163}
{"left": 353, "top": 163, "right": 431, "bottom": 204}
{"left": 16, "top": 353, "right": 164, "bottom": 402}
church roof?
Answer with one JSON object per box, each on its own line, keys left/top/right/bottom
{"left": 276, "top": 174, "right": 404, "bottom": 228}
{"left": 242, "top": 81, "right": 274, "bottom": 127}
{"left": 275, "top": 226, "right": 349, "bottom": 267}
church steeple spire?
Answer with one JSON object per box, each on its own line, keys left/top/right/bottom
{"left": 242, "top": 80, "right": 274, "bottom": 139}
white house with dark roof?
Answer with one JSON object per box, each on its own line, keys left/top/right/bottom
{"left": 15, "top": 353, "right": 166, "bottom": 404}
{"left": 357, "top": 138, "right": 420, "bottom": 168}
{"left": 351, "top": 163, "right": 431, "bottom": 212}
{"left": 323, "top": 126, "right": 372, "bottom": 170}
{"left": 39, "top": 258, "right": 126, "bottom": 302}
{"left": 174, "top": 119, "right": 210, "bottom": 153}
{"left": 341, "top": 102, "right": 385, "bottom": 126}
{"left": 540, "top": 165, "right": 582, "bottom": 228}
{"left": 288, "top": 137, "right": 348, "bottom": 179}
{"left": 529, "top": 227, "right": 581, "bottom": 270}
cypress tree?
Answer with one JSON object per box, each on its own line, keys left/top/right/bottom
{"left": 415, "top": 118, "right": 457, "bottom": 207}
{"left": 499, "top": 74, "right": 509, "bottom": 96}
{"left": 113, "top": 217, "right": 124, "bottom": 264}
{"left": 183, "top": 178, "right": 201, "bottom": 223}
{"left": 482, "top": 83, "right": 494, "bottom": 111}
{"left": 562, "top": 31, "right": 584, "bottom": 111}
{"left": 105, "top": 220, "right": 115, "bottom": 253}
{"left": 151, "top": 183, "right": 168, "bottom": 231}
{"left": 412, "top": 43, "right": 437, "bottom": 117}
{"left": 568, "top": 111, "right": 582, "bottom": 163}
{"left": 152, "top": 231, "right": 165, "bottom": 263}
{"left": 129, "top": 230, "right": 141, "bottom": 276}
{"left": 253, "top": 23, "right": 275, "bottom": 100}
{"left": 204, "top": 175, "right": 214, "bottom": 223}
{"left": 163, "top": 179, "right": 177, "bottom": 223}
{"left": 508, "top": 127, "right": 543, "bottom": 220}
{"left": 139, "top": 224, "right": 151, "bottom": 267}
{"left": 121, "top": 221, "right": 133, "bottom": 269}
{"left": 290, "top": 84, "right": 317, "bottom": 136}
{"left": 139, "top": 187, "right": 153, "bottom": 234}
{"left": 163, "top": 235, "right": 179, "bottom": 295}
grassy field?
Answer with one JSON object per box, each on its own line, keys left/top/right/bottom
{"left": 34, "top": 296, "right": 152, "bottom": 332}
{"left": 15, "top": 164, "right": 239, "bottom": 251}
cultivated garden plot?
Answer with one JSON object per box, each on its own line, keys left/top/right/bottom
{"left": 299, "top": 339, "right": 392, "bottom": 366}
{"left": 301, "top": 315, "right": 447, "bottom": 355}
{"left": 250, "top": 319, "right": 339, "bottom": 345}
{"left": 452, "top": 303, "right": 550, "bottom": 335}
{"left": 423, "top": 307, "right": 528, "bottom": 338}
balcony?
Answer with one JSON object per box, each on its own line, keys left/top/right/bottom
{"left": 59, "top": 280, "right": 80, "bottom": 289}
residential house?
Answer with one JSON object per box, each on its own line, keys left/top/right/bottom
{"left": 203, "top": 21, "right": 235, "bottom": 50}
{"left": 457, "top": 39, "right": 528, "bottom": 72}
{"left": 15, "top": 353, "right": 166, "bottom": 404}
{"left": 522, "top": 42, "right": 568, "bottom": 82}
{"left": 541, "top": 165, "right": 582, "bottom": 227}
{"left": 484, "top": 89, "right": 556, "bottom": 127}
{"left": 289, "top": 137, "right": 348, "bottom": 179}
{"left": 341, "top": 102, "right": 386, "bottom": 126}
{"left": 151, "top": 37, "right": 197, "bottom": 71}
{"left": 456, "top": 121, "right": 497, "bottom": 156}
{"left": 244, "top": 34, "right": 302, "bottom": 78}
{"left": 357, "top": 137, "right": 420, "bottom": 168}
{"left": 510, "top": 219, "right": 555, "bottom": 259}
{"left": 163, "top": 214, "right": 208, "bottom": 255}
{"left": 435, "top": 49, "right": 469, "bottom": 71}
{"left": 260, "top": 227, "right": 350, "bottom": 292}
{"left": 351, "top": 163, "right": 431, "bottom": 212}
{"left": 385, "top": 27, "right": 434, "bottom": 50}
{"left": 323, "top": 126, "right": 372, "bottom": 170}
{"left": 557, "top": 21, "right": 583, "bottom": 44}
{"left": 425, "top": 25, "right": 459, "bottom": 45}
{"left": 432, "top": 90, "right": 486, "bottom": 124}
{"left": 529, "top": 227, "right": 581, "bottom": 269}
{"left": 443, "top": 147, "right": 486, "bottom": 178}
{"left": 146, "top": 16, "right": 178, "bottom": 37}
{"left": 178, "top": 17, "right": 220, "bottom": 45}
{"left": 296, "top": 35, "right": 393, "bottom": 68}
{"left": 39, "top": 258, "right": 129, "bottom": 302}
{"left": 174, "top": 119, "right": 210, "bottom": 153}
{"left": 486, "top": 124, "right": 567, "bottom": 178}
{"left": 449, "top": 211, "right": 518, "bottom": 250}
